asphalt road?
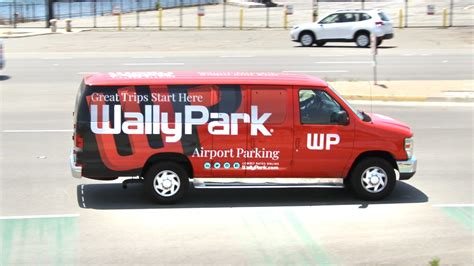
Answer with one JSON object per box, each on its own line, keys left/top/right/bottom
{"left": 3, "top": 28, "right": 474, "bottom": 82}
{"left": 1, "top": 89, "right": 473, "bottom": 264}
{"left": 1, "top": 29, "right": 473, "bottom": 265}
{"left": 2, "top": 53, "right": 473, "bottom": 82}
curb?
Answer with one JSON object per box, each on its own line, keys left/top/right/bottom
{"left": 342, "top": 95, "right": 474, "bottom": 103}
{"left": 0, "top": 32, "right": 58, "bottom": 39}
{"left": 0, "top": 29, "right": 89, "bottom": 38}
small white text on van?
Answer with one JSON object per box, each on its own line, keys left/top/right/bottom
{"left": 90, "top": 105, "right": 272, "bottom": 142}
{"left": 307, "top": 133, "right": 340, "bottom": 150}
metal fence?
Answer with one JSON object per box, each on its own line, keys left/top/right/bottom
{"left": 0, "top": 0, "right": 218, "bottom": 25}
{"left": 1, "top": 0, "right": 473, "bottom": 28}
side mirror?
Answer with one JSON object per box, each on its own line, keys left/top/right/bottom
{"left": 331, "top": 110, "right": 349, "bottom": 125}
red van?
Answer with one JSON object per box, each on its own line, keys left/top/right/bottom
{"left": 70, "top": 71, "right": 416, "bottom": 203}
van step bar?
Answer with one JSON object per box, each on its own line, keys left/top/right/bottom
{"left": 122, "top": 178, "right": 144, "bottom": 189}
{"left": 192, "top": 178, "right": 344, "bottom": 189}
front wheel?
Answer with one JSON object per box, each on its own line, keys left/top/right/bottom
{"left": 348, "top": 158, "right": 396, "bottom": 200}
{"left": 144, "top": 162, "right": 189, "bottom": 204}
{"left": 299, "top": 32, "right": 315, "bottom": 47}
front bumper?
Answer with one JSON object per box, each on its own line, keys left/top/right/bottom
{"left": 70, "top": 150, "right": 82, "bottom": 179}
{"left": 397, "top": 156, "right": 417, "bottom": 180}
{"left": 290, "top": 30, "right": 299, "bottom": 42}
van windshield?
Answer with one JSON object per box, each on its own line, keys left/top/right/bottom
{"left": 327, "top": 85, "right": 364, "bottom": 120}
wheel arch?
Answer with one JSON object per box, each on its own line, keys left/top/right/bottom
{"left": 141, "top": 152, "right": 194, "bottom": 178}
{"left": 353, "top": 29, "right": 370, "bottom": 40}
{"left": 345, "top": 150, "right": 398, "bottom": 178}
{"left": 299, "top": 30, "right": 316, "bottom": 41}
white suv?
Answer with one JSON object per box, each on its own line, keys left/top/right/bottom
{"left": 290, "top": 9, "right": 394, "bottom": 47}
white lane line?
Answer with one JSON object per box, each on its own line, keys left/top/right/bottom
{"left": 310, "top": 55, "right": 344, "bottom": 57}
{"left": 442, "top": 60, "right": 448, "bottom": 63}
{"left": 219, "top": 55, "right": 254, "bottom": 58}
{"left": 283, "top": 70, "right": 348, "bottom": 73}
{"left": 315, "top": 61, "right": 371, "bottom": 64}
{"left": 432, "top": 204, "right": 474, "bottom": 207}
{"left": 77, "top": 72, "right": 99, "bottom": 75}
{"left": 52, "top": 64, "right": 60, "bottom": 66}
{"left": 2, "top": 129, "right": 72, "bottom": 133}
{"left": 123, "top": 63, "right": 184, "bottom": 66}
{"left": 420, "top": 54, "right": 431, "bottom": 56}
{"left": 81, "top": 185, "right": 87, "bottom": 208}
{"left": 464, "top": 5, "right": 474, "bottom": 10}
{"left": 402, "top": 54, "right": 414, "bottom": 56}
{"left": 0, "top": 214, "right": 79, "bottom": 220}
{"left": 41, "top": 57, "right": 73, "bottom": 60}
{"left": 131, "top": 56, "right": 165, "bottom": 59}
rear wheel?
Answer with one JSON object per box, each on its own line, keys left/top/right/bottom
{"left": 355, "top": 32, "right": 370, "bottom": 47}
{"left": 299, "top": 32, "right": 315, "bottom": 47}
{"left": 349, "top": 158, "right": 396, "bottom": 200}
{"left": 144, "top": 161, "right": 189, "bottom": 204}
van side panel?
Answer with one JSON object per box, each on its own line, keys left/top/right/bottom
{"left": 246, "top": 85, "right": 294, "bottom": 177}
{"left": 77, "top": 84, "right": 251, "bottom": 179}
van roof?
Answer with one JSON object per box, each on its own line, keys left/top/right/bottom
{"left": 84, "top": 71, "right": 328, "bottom": 87}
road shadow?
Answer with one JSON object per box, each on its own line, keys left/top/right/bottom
{"left": 0, "top": 75, "right": 11, "bottom": 81}
{"left": 375, "top": 83, "right": 389, "bottom": 89}
{"left": 77, "top": 181, "right": 428, "bottom": 210}
{"left": 294, "top": 45, "right": 397, "bottom": 49}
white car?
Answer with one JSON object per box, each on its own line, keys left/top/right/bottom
{"left": 290, "top": 9, "right": 394, "bottom": 47}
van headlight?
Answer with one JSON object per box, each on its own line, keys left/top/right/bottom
{"left": 404, "top": 137, "right": 414, "bottom": 159}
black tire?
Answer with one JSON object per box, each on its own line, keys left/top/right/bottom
{"left": 315, "top": 41, "right": 326, "bottom": 47}
{"left": 299, "top": 31, "right": 315, "bottom": 47}
{"left": 348, "top": 158, "right": 396, "bottom": 200}
{"left": 355, "top": 32, "right": 370, "bottom": 48}
{"left": 144, "top": 161, "right": 189, "bottom": 204}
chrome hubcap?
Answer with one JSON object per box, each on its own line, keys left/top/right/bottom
{"left": 153, "top": 170, "right": 180, "bottom": 197}
{"left": 357, "top": 35, "right": 369, "bottom": 46}
{"left": 301, "top": 35, "right": 313, "bottom": 46}
{"left": 361, "top": 167, "right": 387, "bottom": 193}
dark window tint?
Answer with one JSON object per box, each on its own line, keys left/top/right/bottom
{"left": 340, "top": 13, "right": 357, "bottom": 23}
{"left": 299, "top": 89, "right": 343, "bottom": 125}
{"left": 320, "top": 14, "right": 340, "bottom": 24}
{"left": 359, "top": 13, "right": 371, "bottom": 21}
{"left": 378, "top": 12, "right": 390, "bottom": 21}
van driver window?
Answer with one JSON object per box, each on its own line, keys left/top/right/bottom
{"left": 299, "top": 89, "right": 343, "bottom": 124}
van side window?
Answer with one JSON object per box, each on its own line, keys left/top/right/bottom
{"left": 251, "top": 89, "right": 287, "bottom": 124}
{"left": 299, "top": 89, "right": 343, "bottom": 124}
